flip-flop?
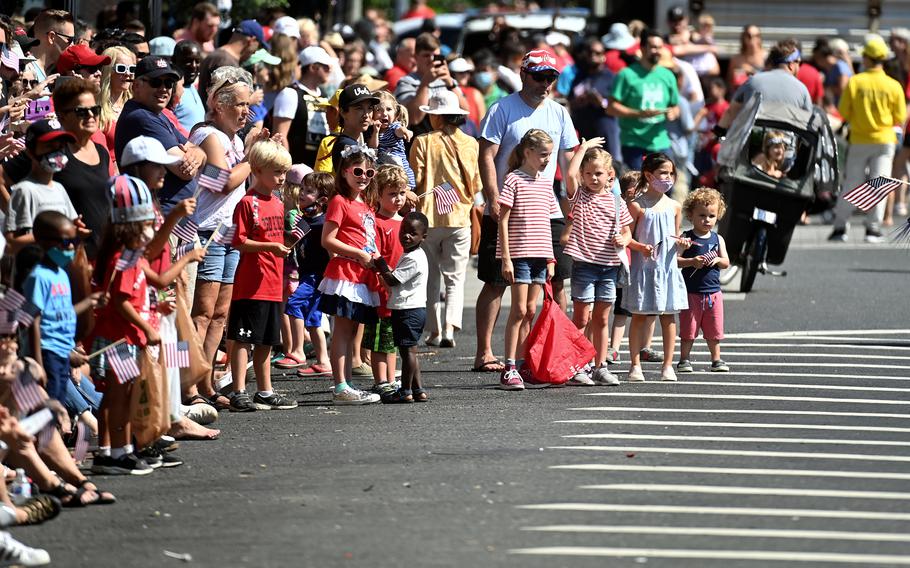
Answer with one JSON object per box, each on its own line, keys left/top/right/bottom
{"left": 275, "top": 355, "right": 306, "bottom": 369}
{"left": 298, "top": 363, "right": 331, "bottom": 377}
{"left": 471, "top": 360, "right": 505, "bottom": 373}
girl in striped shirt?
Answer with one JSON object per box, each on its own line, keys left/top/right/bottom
{"left": 496, "top": 129, "right": 559, "bottom": 390}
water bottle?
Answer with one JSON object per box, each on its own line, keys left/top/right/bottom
{"left": 9, "top": 469, "right": 31, "bottom": 505}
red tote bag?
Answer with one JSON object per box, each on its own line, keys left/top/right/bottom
{"left": 523, "top": 282, "right": 596, "bottom": 384}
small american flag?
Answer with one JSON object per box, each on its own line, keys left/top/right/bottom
{"left": 164, "top": 341, "right": 190, "bottom": 369}
{"left": 109, "top": 343, "right": 140, "bottom": 384}
{"left": 115, "top": 248, "right": 143, "bottom": 271}
{"left": 700, "top": 248, "right": 719, "bottom": 266}
{"left": 842, "top": 176, "right": 904, "bottom": 212}
{"left": 12, "top": 366, "right": 44, "bottom": 413}
{"left": 290, "top": 216, "right": 311, "bottom": 241}
{"left": 14, "top": 301, "right": 40, "bottom": 327}
{"left": 173, "top": 242, "right": 197, "bottom": 260}
{"left": 212, "top": 224, "right": 236, "bottom": 245}
{"left": 433, "top": 182, "right": 459, "bottom": 216}
{"left": 73, "top": 421, "right": 91, "bottom": 462}
{"left": 197, "top": 164, "right": 230, "bottom": 193}
{"left": 36, "top": 424, "right": 54, "bottom": 450}
{"left": 0, "top": 288, "right": 25, "bottom": 312}
{"left": 172, "top": 219, "right": 198, "bottom": 242}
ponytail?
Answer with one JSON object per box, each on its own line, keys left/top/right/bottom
{"left": 507, "top": 129, "right": 554, "bottom": 173}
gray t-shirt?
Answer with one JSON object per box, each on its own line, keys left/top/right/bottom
{"left": 387, "top": 247, "right": 428, "bottom": 310}
{"left": 732, "top": 69, "right": 812, "bottom": 110}
{"left": 5, "top": 178, "right": 77, "bottom": 233}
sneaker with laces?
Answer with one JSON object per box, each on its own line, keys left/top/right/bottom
{"left": 0, "top": 531, "right": 51, "bottom": 566}
{"left": 676, "top": 359, "right": 693, "bottom": 373}
{"left": 627, "top": 365, "right": 645, "bottom": 382}
{"left": 229, "top": 392, "right": 256, "bottom": 412}
{"left": 592, "top": 366, "right": 620, "bottom": 385}
{"left": 660, "top": 366, "right": 678, "bottom": 382}
{"left": 566, "top": 367, "right": 595, "bottom": 386}
{"left": 333, "top": 386, "right": 381, "bottom": 405}
{"left": 252, "top": 392, "right": 299, "bottom": 410}
{"left": 865, "top": 229, "right": 884, "bottom": 244}
{"left": 498, "top": 368, "right": 525, "bottom": 390}
{"left": 827, "top": 229, "right": 847, "bottom": 242}
{"left": 711, "top": 359, "right": 730, "bottom": 372}
{"left": 639, "top": 348, "right": 664, "bottom": 362}
{"left": 93, "top": 453, "right": 153, "bottom": 476}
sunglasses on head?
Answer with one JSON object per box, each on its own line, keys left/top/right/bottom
{"left": 529, "top": 71, "right": 558, "bottom": 84}
{"left": 349, "top": 167, "right": 375, "bottom": 178}
{"left": 114, "top": 63, "right": 136, "bottom": 75}
{"left": 142, "top": 76, "right": 176, "bottom": 89}
{"left": 63, "top": 105, "right": 101, "bottom": 119}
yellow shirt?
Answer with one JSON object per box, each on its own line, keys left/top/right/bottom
{"left": 838, "top": 67, "right": 907, "bottom": 145}
{"left": 409, "top": 129, "right": 482, "bottom": 228}
{"left": 314, "top": 135, "right": 336, "bottom": 173}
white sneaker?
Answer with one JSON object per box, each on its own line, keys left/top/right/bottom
{"left": 660, "top": 366, "right": 678, "bottom": 382}
{"left": 333, "top": 386, "right": 380, "bottom": 405}
{"left": 592, "top": 366, "right": 620, "bottom": 386}
{"left": 181, "top": 403, "right": 218, "bottom": 425}
{"left": 0, "top": 531, "right": 50, "bottom": 566}
{"left": 567, "top": 370, "right": 595, "bottom": 386}
{"left": 627, "top": 365, "right": 645, "bottom": 382}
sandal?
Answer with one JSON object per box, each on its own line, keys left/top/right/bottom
{"left": 297, "top": 364, "right": 331, "bottom": 377}
{"left": 275, "top": 355, "right": 306, "bottom": 369}
{"left": 472, "top": 359, "right": 505, "bottom": 373}
{"left": 413, "top": 389, "right": 429, "bottom": 402}
{"left": 47, "top": 481, "right": 100, "bottom": 508}
{"left": 382, "top": 389, "right": 413, "bottom": 404}
{"left": 19, "top": 495, "right": 61, "bottom": 525}
{"left": 183, "top": 394, "right": 210, "bottom": 406}
{"left": 79, "top": 480, "right": 115, "bottom": 505}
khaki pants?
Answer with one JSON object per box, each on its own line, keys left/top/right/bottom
{"left": 422, "top": 226, "right": 471, "bottom": 337}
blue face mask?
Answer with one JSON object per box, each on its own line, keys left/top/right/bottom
{"left": 474, "top": 71, "right": 493, "bottom": 90}
{"left": 47, "top": 247, "right": 75, "bottom": 268}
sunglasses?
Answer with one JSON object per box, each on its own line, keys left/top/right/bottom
{"left": 63, "top": 105, "right": 101, "bottom": 118}
{"left": 142, "top": 77, "right": 176, "bottom": 89}
{"left": 54, "top": 32, "right": 74, "bottom": 44}
{"left": 73, "top": 64, "right": 102, "bottom": 74}
{"left": 349, "top": 167, "right": 375, "bottom": 178}
{"left": 58, "top": 237, "right": 81, "bottom": 248}
{"left": 17, "top": 78, "right": 39, "bottom": 89}
{"left": 114, "top": 63, "right": 136, "bottom": 75}
{"left": 529, "top": 72, "right": 558, "bottom": 84}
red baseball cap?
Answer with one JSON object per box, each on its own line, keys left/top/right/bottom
{"left": 521, "top": 49, "right": 559, "bottom": 73}
{"left": 56, "top": 44, "right": 111, "bottom": 75}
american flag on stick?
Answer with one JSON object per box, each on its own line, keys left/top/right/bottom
{"left": 197, "top": 164, "right": 230, "bottom": 193}
{"left": 36, "top": 424, "right": 54, "bottom": 450}
{"left": 115, "top": 248, "right": 144, "bottom": 271}
{"left": 12, "top": 366, "right": 44, "bottom": 413}
{"left": 212, "top": 224, "right": 236, "bottom": 245}
{"left": 173, "top": 242, "right": 198, "bottom": 260}
{"left": 109, "top": 343, "right": 140, "bottom": 384}
{"left": 842, "top": 176, "right": 905, "bottom": 212}
{"left": 290, "top": 216, "right": 311, "bottom": 241}
{"left": 73, "top": 421, "right": 91, "bottom": 462}
{"left": 172, "top": 219, "right": 198, "bottom": 242}
{"left": 433, "top": 182, "right": 459, "bottom": 216}
{"left": 164, "top": 341, "right": 190, "bottom": 369}
{"left": 700, "top": 248, "right": 719, "bottom": 266}
{"left": 0, "top": 288, "right": 25, "bottom": 312}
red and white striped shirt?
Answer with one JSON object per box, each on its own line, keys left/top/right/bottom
{"left": 496, "top": 170, "right": 559, "bottom": 259}
{"left": 564, "top": 189, "right": 634, "bottom": 266}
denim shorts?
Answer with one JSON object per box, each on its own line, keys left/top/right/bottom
{"left": 196, "top": 230, "right": 240, "bottom": 284}
{"left": 512, "top": 257, "right": 548, "bottom": 285}
{"left": 571, "top": 261, "right": 619, "bottom": 304}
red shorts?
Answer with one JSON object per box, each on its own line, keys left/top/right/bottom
{"left": 679, "top": 292, "right": 724, "bottom": 341}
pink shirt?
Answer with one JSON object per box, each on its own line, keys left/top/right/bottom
{"left": 496, "top": 169, "right": 559, "bottom": 259}
{"left": 565, "top": 189, "right": 633, "bottom": 266}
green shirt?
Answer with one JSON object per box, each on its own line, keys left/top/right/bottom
{"left": 610, "top": 63, "right": 679, "bottom": 152}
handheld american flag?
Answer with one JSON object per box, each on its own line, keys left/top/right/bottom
{"left": 36, "top": 424, "right": 54, "bottom": 450}
{"left": 12, "top": 366, "right": 44, "bottom": 413}
{"left": 172, "top": 219, "right": 198, "bottom": 242}
{"left": 700, "top": 248, "right": 719, "bottom": 266}
{"left": 164, "top": 341, "right": 190, "bottom": 369}
{"left": 197, "top": 164, "right": 230, "bottom": 193}
{"left": 115, "top": 248, "right": 144, "bottom": 271}
{"left": 212, "top": 224, "right": 237, "bottom": 245}
{"left": 290, "top": 216, "right": 311, "bottom": 241}
{"left": 73, "top": 421, "right": 91, "bottom": 462}
{"left": 433, "top": 182, "right": 459, "bottom": 216}
{"left": 0, "top": 288, "right": 25, "bottom": 312}
{"left": 842, "top": 176, "right": 904, "bottom": 212}
{"left": 14, "top": 301, "right": 40, "bottom": 327}
{"left": 173, "top": 242, "right": 198, "bottom": 260}
{"left": 109, "top": 343, "right": 140, "bottom": 384}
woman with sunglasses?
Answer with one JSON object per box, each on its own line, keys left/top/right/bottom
{"left": 98, "top": 45, "right": 136, "bottom": 165}
{"left": 51, "top": 77, "right": 114, "bottom": 260}
{"left": 727, "top": 25, "right": 766, "bottom": 89}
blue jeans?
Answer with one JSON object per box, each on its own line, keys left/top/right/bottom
{"left": 41, "top": 350, "right": 70, "bottom": 402}
{"left": 196, "top": 230, "right": 240, "bottom": 284}
{"left": 571, "top": 261, "right": 619, "bottom": 304}
{"left": 61, "top": 376, "right": 102, "bottom": 418}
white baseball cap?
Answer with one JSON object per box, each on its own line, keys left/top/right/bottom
{"left": 272, "top": 16, "right": 301, "bottom": 39}
{"left": 419, "top": 90, "right": 469, "bottom": 116}
{"left": 298, "top": 45, "right": 333, "bottom": 67}
{"left": 448, "top": 57, "right": 474, "bottom": 73}
{"left": 120, "top": 136, "right": 183, "bottom": 168}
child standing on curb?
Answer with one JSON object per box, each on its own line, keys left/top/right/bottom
{"left": 677, "top": 188, "right": 730, "bottom": 373}
{"left": 226, "top": 140, "right": 298, "bottom": 412}
{"left": 374, "top": 211, "right": 430, "bottom": 403}
{"left": 563, "top": 138, "right": 633, "bottom": 387}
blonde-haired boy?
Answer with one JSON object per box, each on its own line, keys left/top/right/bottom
{"left": 227, "top": 140, "right": 297, "bottom": 412}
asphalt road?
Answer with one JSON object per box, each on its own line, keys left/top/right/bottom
{"left": 23, "top": 223, "right": 910, "bottom": 567}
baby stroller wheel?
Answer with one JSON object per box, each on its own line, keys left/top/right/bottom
{"left": 741, "top": 226, "right": 768, "bottom": 293}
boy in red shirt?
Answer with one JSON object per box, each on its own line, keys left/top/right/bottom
{"left": 227, "top": 140, "right": 296, "bottom": 412}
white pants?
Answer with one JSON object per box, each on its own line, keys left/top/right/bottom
{"left": 159, "top": 311, "right": 181, "bottom": 424}
{"left": 422, "top": 226, "right": 471, "bottom": 337}
{"left": 834, "top": 142, "right": 896, "bottom": 231}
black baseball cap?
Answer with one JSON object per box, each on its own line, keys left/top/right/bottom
{"left": 135, "top": 55, "right": 181, "bottom": 80}
{"left": 667, "top": 5, "right": 687, "bottom": 21}
{"left": 338, "top": 83, "right": 380, "bottom": 109}
{"left": 25, "top": 119, "right": 76, "bottom": 151}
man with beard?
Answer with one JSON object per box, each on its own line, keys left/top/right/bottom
{"left": 608, "top": 29, "right": 680, "bottom": 171}
{"left": 172, "top": 40, "right": 206, "bottom": 132}
{"left": 472, "top": 49, "right": 579, "bottom": 377}
{"left": 568, "top": 37, "right": 622, "bottom": 167}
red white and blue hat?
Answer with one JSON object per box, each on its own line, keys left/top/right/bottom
{"left": 110, "top": 174, "right": 156, "bottom": 224}
{"left": 521, "top": 50, "right": 559, "bottom": 73}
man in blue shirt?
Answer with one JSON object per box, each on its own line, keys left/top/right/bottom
{"left": 114, "top": 55, "right": 206, "bottom": 214}
{"left": 172, "top": 40, "right": 206, "bottom": 133}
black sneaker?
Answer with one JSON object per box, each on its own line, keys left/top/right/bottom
{"left": 865, "top": 229, "right": 884, "bottom": 244}
{"left": 93, "top": 453, "right": 153, "bottom": 476}
{"left": 828, "top": 229, "right": 847, "bottom": 242}
{"left": 252, "top": 392, "right": 298, "bottom": 410}
{"left": 154, "top": 436, "right": 179, "bottom": 453}
{"left": 136, "top": 448, "right": 163, "bottom": 469}
{"left": 229, "top": 392, "right": 256, "bottom": 412}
